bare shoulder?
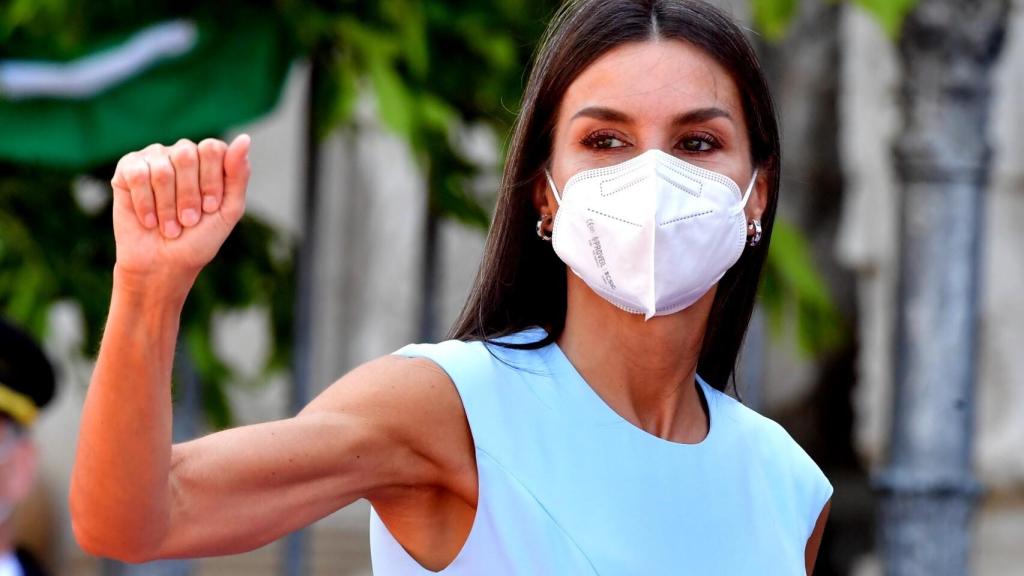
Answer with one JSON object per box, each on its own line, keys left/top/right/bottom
{"left": 300, "top": 353, "right": 475, "bottom": 503}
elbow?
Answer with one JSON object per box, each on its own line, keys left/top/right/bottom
{"left": 71, "top": 517, "right": 158, "bottom": 564}
{"left": 69, "top": 488, "right": 162, "bottom": 564}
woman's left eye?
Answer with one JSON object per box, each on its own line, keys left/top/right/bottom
{"left": 678, "top": 134, "right": 720, "bottom": 153}
{"left": 596, "top": 136, "right": 627, "bottom": 148}
{"left": 581, "top": 131, "right": 629, "bottom": 149}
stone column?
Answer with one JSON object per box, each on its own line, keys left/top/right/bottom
{"left": 876, "top": 1, "right": 1010, "bottom": 574}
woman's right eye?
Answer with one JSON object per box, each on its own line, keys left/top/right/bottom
{"left": 581, "top": 131, "right": 629, "bottom": 149}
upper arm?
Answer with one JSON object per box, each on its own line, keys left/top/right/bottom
{"left": 153, "top": 354, "right": 464, "bottom": 559}
{"left": 300, "top": 353, "right": 474, "bottom": 501}
{"left": 804, "top": 498, "right": 830, "bottom": 575}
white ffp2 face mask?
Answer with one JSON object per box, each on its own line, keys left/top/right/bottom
{"left": 545, "top": 148, "right": 757, "bottom": 320}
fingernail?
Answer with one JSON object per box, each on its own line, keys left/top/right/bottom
{"left": 144, "top": 213, "right": 158, "bottom": 229}
{"left": 181, "top": 209, "right": 199, "bottom": 227}
{"left": 203, "top": 195, "right": 219, "bottom": 213}
{"left": 164, "top": 221, "right": 181, "bottom": 238}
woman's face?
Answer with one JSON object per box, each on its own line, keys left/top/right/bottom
{"left": 539, "top": 38, "right": 767, "bottom": 223}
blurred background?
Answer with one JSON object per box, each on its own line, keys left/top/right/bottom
{"left": 1, "top": 0, "right": 1021, "bottom": 574}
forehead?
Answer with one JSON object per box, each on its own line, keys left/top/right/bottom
{"left": 559, "top": 39, "right": 743, "bottom": 124}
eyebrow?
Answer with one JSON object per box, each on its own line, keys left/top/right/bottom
{"left": 569, "top": 105, "right": 733, "bottom": 126}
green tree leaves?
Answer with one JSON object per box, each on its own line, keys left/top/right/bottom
{"left": 752, "top": 0, "right": 799, "bottom": 41}
{"left": 762, "top": 219, "right": 846, "bottom": 357}
{"left": 751, "top": 0, "right": 920, "bottom": 41}
{"left": 0, "top": 162, "right": 296, "bottom": 428}
{"left": 853, "top": 0, "right": 919, "bottom": 38}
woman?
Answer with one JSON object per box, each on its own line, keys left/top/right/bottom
{"left": 71, "top": 0, "right": 833, "bottom": 574}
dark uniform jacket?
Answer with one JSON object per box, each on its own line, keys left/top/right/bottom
{"left": 14, "top": 548, "right": 48, "bottom": 576}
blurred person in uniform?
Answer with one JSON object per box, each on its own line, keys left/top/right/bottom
{"left": 0, "top": 319, "right": 55, "bottom": 576}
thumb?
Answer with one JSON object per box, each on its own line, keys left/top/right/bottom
{"left": 221, "top": 133, "right": 251, "bottom": 222}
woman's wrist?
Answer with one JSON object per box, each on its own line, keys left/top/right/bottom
{"left": 112, "top": 263, "right": 197, "bottom": 310}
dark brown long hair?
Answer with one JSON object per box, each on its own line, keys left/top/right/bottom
{"left": 448, "top": 0, "right": 780, "bottom": 397}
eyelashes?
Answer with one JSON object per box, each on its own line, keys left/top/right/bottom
{"left": 678, "top": 131, "right": 722, "bottom": 153}
{"left": 578, "top": 130, "right": 723, "bottom": 153}
{"left": 579, "top": 130, "right": 629, "bottom": 149}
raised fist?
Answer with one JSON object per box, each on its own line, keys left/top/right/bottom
{"left": 110, "top": 135, "right": 251, "bottom": 280}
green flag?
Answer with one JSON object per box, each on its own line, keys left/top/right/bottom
{"left": 0, "top": 13, "right": 294, "bottom": 170}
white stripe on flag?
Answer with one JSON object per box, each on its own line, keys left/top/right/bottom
{"left": 0, "top": 19, "right": 198, "bottom": 100}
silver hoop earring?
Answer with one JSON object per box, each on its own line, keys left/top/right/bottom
{"left": 747, "top": 219, "right": 762, "bottom": 247}
{"left": 536, "top": 216, "right": 552, "bottom": 242}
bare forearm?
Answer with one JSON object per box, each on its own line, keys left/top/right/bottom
{"left": 71, "top": 265, "right": 195, "bottom": 560}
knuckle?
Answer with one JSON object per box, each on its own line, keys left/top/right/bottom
{"left": 150, "top": 162, "right": 175, "bottom": 188}
{"left": 127, "top": 163, "right": 149, "bottom": 187}
{"left": 200, "top": 176, "right": 223, "bottom": 194}
{"left": 170, "top": 144, "right": 197, "bottom": 169}
{"left": 128, "top": 175, "right": 149, "bottom": 197}
{"left": 198, "top": 138, "right": 227, "bottom": 156}
{"left": 178, "top": 188, "right": 200, "bottom": 207}
{"left": 156, "top": 195, "right": 177, "bottom": 214}
{"left": 113, "top": 154, "right": 135, "bottom": 185}
{"left": 132, "top": 189, "right": 153, "bottom": 208}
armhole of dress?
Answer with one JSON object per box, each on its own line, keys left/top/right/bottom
{"left": 380, "top": 340, "right": 487, "bottom": 572}
{"left": 390, "top": 340, "right": 484, "bottom": 447}
{"left": 811, "top": 469, "right": 834, "bottom": 538}
{"left": 800, "top": 449, "right": 834, "bottom": 543}
{"left": 768, "top": 417, "right": 834, "bottom": 544}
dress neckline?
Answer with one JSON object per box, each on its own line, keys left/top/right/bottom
{"left": 536, "top": 330, "right": 719, "bottom": 451}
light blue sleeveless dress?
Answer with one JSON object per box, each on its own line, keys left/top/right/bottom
{"left": 368, "top": 327, "right": 833, "bottom": 575}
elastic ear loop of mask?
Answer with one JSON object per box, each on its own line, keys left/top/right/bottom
{"left": 544, "top": 169, "right": 563, "bottom": 206}
{"left": 732, "top": 168, "right": 758, "bottom": 216}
